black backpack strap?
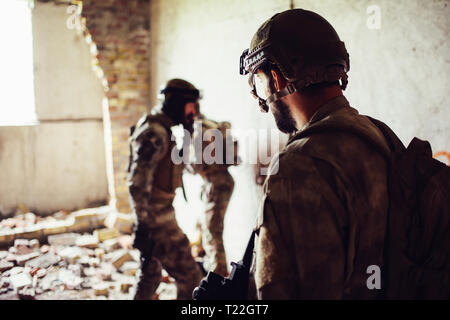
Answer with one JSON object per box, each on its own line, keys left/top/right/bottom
{"left": 235, "top": 230, "right": 256, "bottom": 299}
{"left": 242, "top": 230, "right": 256, "bottom": 269}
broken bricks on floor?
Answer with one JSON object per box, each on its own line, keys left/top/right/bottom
{"left": 0, "top": 238, "right": 51, "bottom": 296}
{"left": 0, "top": 229, "right": 137, "bottom": 298}
{"left": 0, "top": 206, "right": 134, "bottom": 249}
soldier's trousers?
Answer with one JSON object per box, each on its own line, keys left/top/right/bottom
{"left": 133, "top": 200, "right": 203, "bottom": 300}
{"left": 201, "top": 169, "right": 235, "bottom": 276}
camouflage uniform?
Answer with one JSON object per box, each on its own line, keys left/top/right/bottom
{"left": 191, "top": 116, "right": 236, "bottom": 276}
{"left": 128, "top": 112, "right": 203, "bottom": 300}
{"left": 255, "top": 96, "right": 390, "bottom": 299}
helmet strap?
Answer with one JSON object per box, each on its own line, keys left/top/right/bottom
{"left": 253, "top": 82, "right": 298, "bottom": 113}
{"left": 266, "top": 71, "right": 348, "bottom": 108}
{"left": 266, "top": 83, "right": 297, "bottom": 105}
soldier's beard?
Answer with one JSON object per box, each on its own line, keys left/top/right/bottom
{"left": 183, "top": 113, "right": 195, "bottom": 134}
{"left": 270, "top": 99, "right": 297, "bottom": 134}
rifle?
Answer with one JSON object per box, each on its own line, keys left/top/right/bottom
{"left": 192, "top": 230, "right": 256, "bottom": 300}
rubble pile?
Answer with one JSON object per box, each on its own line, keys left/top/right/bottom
{"left": 0, "top": 232, "right": 140, "bottom": 300}
{"left": 0, "top": 207, "right": 133, "bottom": 248}
{"left": 0, "top": 207, "right": 178, "bottom": 300}
{"left": 0, "top": 207, "right": 140, "bottom": 300}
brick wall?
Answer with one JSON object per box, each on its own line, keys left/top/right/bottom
{"left": 80, "top": 0, "right": 151, "bottom": 213}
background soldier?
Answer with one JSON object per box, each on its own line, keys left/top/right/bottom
{"left": 190, "top": 115, "right": 238, "bottom": 277}
{"left": 128, "top": 78, "right": 203, "bottom": 300}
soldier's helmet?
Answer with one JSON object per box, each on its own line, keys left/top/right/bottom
{"left": 239, "top": 9, "right": 350, "bottom": 112}
{"left": 160, "top": 78, "right": 201, "bottom": 125}
{"left": 160, "top": 78, "right": 201, "bottom": 102}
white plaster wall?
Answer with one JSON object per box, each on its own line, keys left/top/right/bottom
{"left": 0, "top": 122, "right": 108, "bottom": 216}
{"left": 33, "top": 2, "right": 104, "bottom": 120}
{"left": 0, "top": 2, "right": 108, "bottom": 216}
{"left": 294, "top": 0, "right": 450, "bottom": 154}
{"left": 150, "top": 0, "right": 450, "bottom": 266}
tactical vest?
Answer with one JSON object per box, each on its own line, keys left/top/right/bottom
{"left": 191, "top": 116, "right": 239, "bottom": 179}
{"left": 146, "top": 113, "right": 183, "bottom": 200}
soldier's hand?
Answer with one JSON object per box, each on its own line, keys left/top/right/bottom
{"left": 192, "top": 271, "right": 231, "bottom": 300}
{"left": 192, "top": 278, "right": 209, "bottom": 300}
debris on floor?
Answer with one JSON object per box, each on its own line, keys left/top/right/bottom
{"left": 0, "top": 206, "right": 177, "bottom": 300}
{"left": 0, "top": 207, "right": 112, "bottom": 248}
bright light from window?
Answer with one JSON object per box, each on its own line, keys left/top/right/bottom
{"left": 0, "top": 0, "right": 36, "bottom": 126}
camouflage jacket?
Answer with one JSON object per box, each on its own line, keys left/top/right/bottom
{"left": 190, "top": 114, "right": 238, "bottom": 179}
{"left": 128, "top": 112, "right": 184, "bottom": 204}
{"left": 255, "top": 95, "right": 390, "bottom": 299}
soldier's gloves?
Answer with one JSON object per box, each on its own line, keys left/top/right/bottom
{"left": 192, "top": 279, "right": 209, "bottom": 300}
{"left": 192, "top": 271, "right": 232, "bottom": 300}
{"left": 193, "top": 231, "right": 255, "bottom": 300}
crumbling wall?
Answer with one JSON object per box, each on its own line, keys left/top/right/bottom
{"left": 81, "top": 0, "right": 151, "bottom": 213}
{"left": 0, "top": 1, "right": 108, "bottom": 217}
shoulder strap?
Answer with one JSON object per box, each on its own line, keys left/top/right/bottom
{"left": 241, "top": 230, "right": 256, "bottom": 269}
{"left": 146, "top": 113, "right": 174, "bottom": 133}
{"left": 131, "top": 113, "right": 173, "bottom": 140}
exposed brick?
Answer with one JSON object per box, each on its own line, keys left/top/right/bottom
{"left": 82, "top": 0, "right": 150, "bottom": 213}
{"left": 94, "top": 228, "right": 120, "bottom": 242}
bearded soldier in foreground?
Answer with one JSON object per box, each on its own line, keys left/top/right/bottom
{"left": 128, "top": 79, "right": 203, "bottom": 300}
{"left": 239, "top": 9, "right": 391, "bottom": 299}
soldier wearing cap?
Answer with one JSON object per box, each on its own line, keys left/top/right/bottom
{"left": 240, "top": 9, "right": 390, "bottom": 299}
{"left": 128, "top": 78, "right": 203, "bottom": 300}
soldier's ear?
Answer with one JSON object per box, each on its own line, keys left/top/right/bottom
{"left": 270, "top": 69, "right": 287, "bottom": 92}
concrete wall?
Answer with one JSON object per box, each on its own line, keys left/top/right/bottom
{"left": 150, "top": 0, "right": 450, "bottom": 265}
{"left": 0, "top": 2, "right": 108, "bottom": 216}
